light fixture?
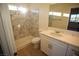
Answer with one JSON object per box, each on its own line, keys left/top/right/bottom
{"left": 8, "top": 5, "right": 17, "bottom": 11}
{"left": 17, "top": 24, "right": 21, "bottom": 28}
{"left": 49, "top": 12, "right": 53, "bottom": 15}
{"left": 49, "top": 12, "right": 61, "bottom": 16}
{"left": 52, "top": 12, "right": 61, "bottom": 16}
{"left": 18, "top": 7, "right": 28, "bottom": 14}
{"left": 63, "top": 13, "right": 69, "bottom": 17}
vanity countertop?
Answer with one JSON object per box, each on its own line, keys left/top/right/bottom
{"left": 40, "top": 27, "right": 79, "bottom": 48}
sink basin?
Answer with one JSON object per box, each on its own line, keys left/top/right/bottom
{"left": 51, "top": 33, "right": 61, "bottom": 36}
{"left": 50, "top": 31, "right": 62, "bottom": 37}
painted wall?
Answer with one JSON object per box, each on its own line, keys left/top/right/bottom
{"left": 29, "top": 4, "right": 49, "bottom": 31}
{"left": 49, "top": 3, "right": 79, "bottom": 29}
{"left": 39, "top": 4, "right": 49, "bottom": 31}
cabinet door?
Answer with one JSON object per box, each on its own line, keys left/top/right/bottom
{"left": 40, "top": 34, "right": 48, "bottom": 54}
{"left": 48, "top": 38, "right": 68, "bottom": 56}
{"left": 66, "top": 45, "right": 79, "bottom": 56}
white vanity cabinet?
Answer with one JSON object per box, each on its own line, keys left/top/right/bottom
{"left": 40, "top": 29, "right": 79, "bottom": 56}
{"left": 48, "top": 38, "right": 68, "bottom": 56}
{"left": 40, "top": 34, "right": 49, "bottom": 54}
{"left": 40, "top": 34, "right": 68, "bottom": 56}
{"left": 66, "top": 45, "right": 79, "bottom": 56}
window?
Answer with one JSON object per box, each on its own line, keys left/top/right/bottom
{"left": 70, "top": 14, "right": 79, "bottom": 22}
{"left": 70, "top": 14, "right": 76, "bottom": 22}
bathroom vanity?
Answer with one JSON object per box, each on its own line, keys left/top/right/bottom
{"left": 40, "top": 28, "right": 79, "bottom": 56}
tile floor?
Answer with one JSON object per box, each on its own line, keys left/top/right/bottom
{"left": 15, "top": 36, "right": 34, "bottom": 50}
{"left": 17, "top": 43, "right": 47, "bottom": 56}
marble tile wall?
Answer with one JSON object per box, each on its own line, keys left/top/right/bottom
{"left": 10, "top": 9, "right": 39, "bottom": 40}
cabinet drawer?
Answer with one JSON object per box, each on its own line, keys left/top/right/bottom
{"left": 40, "top": 34, "right": 49, "bottom": 40}
{"left": 48, "top": 37, "right": 68, "bottom": 56}
{"left": 49, "top": 37, "right": 67, "bottom": 48}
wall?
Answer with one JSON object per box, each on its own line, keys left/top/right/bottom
{"left": 10, "top": 4, "right": 49, "bottom": 40}
{"left": 49, "top": 3, "right": 79, "bottom": 29}
{"left": 10, "top": 4, "right": 39, "bottom": 40}
{"left": 29, "top": 4, "right": 49, "bottom": 31}
{"left": 39, "top": 4, "right": 49, "bottom": 31}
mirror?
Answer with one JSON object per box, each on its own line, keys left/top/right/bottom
{"left": 48, "top": 3, "right": 79, "bottom": 30}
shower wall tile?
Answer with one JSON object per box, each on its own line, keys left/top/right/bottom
{"left": 11, "top": 9, "right": 39, "bottom": 40}
{"left": 30, "top": 10, "right": 39, "bottom": 37}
